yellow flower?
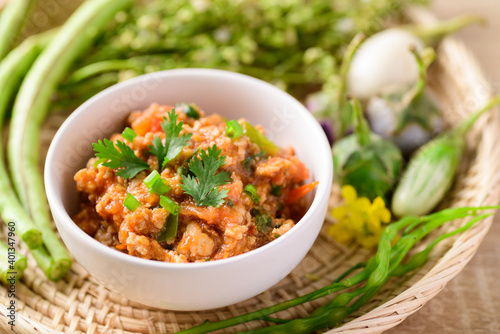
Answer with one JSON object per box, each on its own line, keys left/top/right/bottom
{"left": 328, "top": 185, "right": 392, "bottom": 249}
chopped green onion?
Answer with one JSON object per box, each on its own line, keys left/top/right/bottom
{"left": 124, "top": 193, "right": 141, "bottom": 212}
{"left": 144, "top": 171, "right": 171, "bottom": 195}
{"left": 122, "top": 127, "right": 137, "bottom": 142}
{"left": 177, "top": 103, "right": 200, "bottom": 119}
{"left": 144, "top": 170, "right": 161, "bottom": 188}
{"left": 93, "top": 157, "right": 107, "bottom": 169}
{"left": 160, "top": 195, "right": 181, "bottom": 215}
{"left": 226, "top": 120, "right": 243, "bottom": 138}
{"left": 271, "top": 184, "right": 282, "bottom": 196}
{"left": 151, "top": 179, "right": 171, "bottom": 195}
{"left": 157, "top": 214, "right": 179, "bottom": 243}
{"left": 244, "top": 184, "right": 260, "bottom": 203}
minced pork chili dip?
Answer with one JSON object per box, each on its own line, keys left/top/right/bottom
{"left": 73, "top": 103, "right": 317, "bottom": 263}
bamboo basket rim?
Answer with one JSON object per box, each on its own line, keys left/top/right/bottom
{"left": 1, "top": 6, "right": 499, "bottom": 334}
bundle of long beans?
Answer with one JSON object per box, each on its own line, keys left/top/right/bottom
{"left": 0, "top": 0, "right": 497, "bottom": 333}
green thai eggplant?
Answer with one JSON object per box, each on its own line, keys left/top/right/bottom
{"left": 332, "top": 98, "right": 403, "bottom": 200}
{"left": 392, "top": 95, "right": 500, "bottom": 217}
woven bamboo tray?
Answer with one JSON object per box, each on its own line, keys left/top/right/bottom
{"left": 1, "top": 6, "right": 499, "bottom": 334}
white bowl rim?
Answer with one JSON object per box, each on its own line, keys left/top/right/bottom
{"left": 45, "top": 68, "right": 333, "bottom": 271}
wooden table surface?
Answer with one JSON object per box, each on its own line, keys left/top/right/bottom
{"left": 0, "top": 0, "right": 498, "bottom": 333}
{"left": 387, "top": 1, "right": 500, "bottom": 333}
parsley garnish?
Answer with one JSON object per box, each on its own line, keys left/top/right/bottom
{"left": 92, "top": 139, "right": 149, "bottom": 179}
{"left": 149, "top": 109, "right": 192, "bottom": 170}
{"left": 180, "top": 145, "right": 232, "bottom": 207}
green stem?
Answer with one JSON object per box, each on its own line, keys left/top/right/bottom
{"left": 394, "top": 213, "right": 491, "bottom": 276}
{"left": 403, "top": 46, "right": 436, "bottom": 106}
{"left": 0, "top": 0, "right": 37, "bottom": 60}
{"left": 7, "top": 0, "right": 132, "bottom": 281}
{"left": 404, "top": 14, "right": 485, "bottom": 45}
{"left": 402, "top": 207, "right": 491, "bottom": 236}
{"left": 337, "top": 33, "right": 365, "bottom": 138}
{"left": 455, "top": 95, "right": 500, "bottom": 136}
{"left": 349, "top": 97, "right": 371, "bottom": 147}
{"left": 332, "top": 262, "right": 366, "bottom": 283}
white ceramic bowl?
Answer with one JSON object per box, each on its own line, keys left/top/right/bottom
{"left": 45, "top": 69, "right": 333, "bottom": 311}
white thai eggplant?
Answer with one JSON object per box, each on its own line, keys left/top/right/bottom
{"left": 347, "top": 15, "right": 483, "bottom": 100}
{"left": 346, "top": 16, "right": 482, "bottom": 154}
{"left": 392, "top": 96, "right": 500, "bottom": 217}
{"left": 365, "top": 47, "right": 444, "bottom": 155}
{"left": 347, "top": 28, "right": 424, "bottom": 100}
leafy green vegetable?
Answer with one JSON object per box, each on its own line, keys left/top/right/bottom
{"left": 149, "top": 108, "right": 192, "bottom": 170}
{"left": 181, "top": 145, "right": 232, "bottom": 207}
{"left": 157, "top": 214, "right": 179, "bottom": 243}
{"left": 93, "top": 138, "right": 149, "bottom": 179}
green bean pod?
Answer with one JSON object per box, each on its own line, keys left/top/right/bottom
{"left": 0, "top": 0, "right": 37, "bottom": 60}
{"left": 392, "top": 95, "right": 500, "bottom": 217}
{"left": 0, "top": 241, "right": 27, "bottom": 283}
{"left": 7, "top": 0, "right": 132, "bottom": 280}
{"left": 0, "top": 31, "right": 55, "bottom": 249}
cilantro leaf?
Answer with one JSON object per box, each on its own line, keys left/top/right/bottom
{"left": 93, "top": 139, "right": 149, "bottom": 179}
{"left": 180, "top": 145, "right": 232, "bottom": 207}
{"left": 149, "top": 109, "right": 192, "bottom": 170}
{"left": 250, "top": 208, "right": 273, "bottom": 233}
